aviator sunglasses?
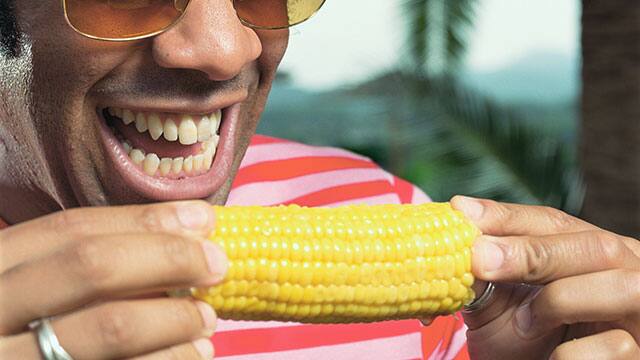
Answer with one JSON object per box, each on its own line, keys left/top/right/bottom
{"left": 62, "top": 0, "right": 327, "bottom": 41}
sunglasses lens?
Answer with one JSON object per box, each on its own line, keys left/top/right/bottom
{"left": 234, "top": 0, "right": 325, "bottom": 28}
{"left": 65, "top": 0, "right": 188, "bottom": 40}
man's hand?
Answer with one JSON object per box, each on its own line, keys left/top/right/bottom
{"left": 0, "top": 201, "right": 226, "bottom": 359}
{"left": 452, "top": 196, "right": 640, "bottom": 360}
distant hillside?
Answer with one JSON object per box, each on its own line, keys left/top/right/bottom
{"left": 462, "top": 51, "right": 579, "bottom": 104}
{"left": 258, "top": 51, "right": 579, "bottom": 144}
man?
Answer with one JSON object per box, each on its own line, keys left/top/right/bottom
{"left": 0, "top": 0, "right": 638, "bottom": 359}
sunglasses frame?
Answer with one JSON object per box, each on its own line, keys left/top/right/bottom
{"left": 233, "top": 0, "right": 327, "bottom": 30}
{"left": 62, "top": 0, "right": 327, "bottom": 42}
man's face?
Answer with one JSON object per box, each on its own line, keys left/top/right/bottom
{"left": 1, "top": 0, "right": 288, "bottom": 220}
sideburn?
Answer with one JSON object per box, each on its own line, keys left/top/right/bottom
{"left": 0, "top": 0, "right": 22, "bottom": 58}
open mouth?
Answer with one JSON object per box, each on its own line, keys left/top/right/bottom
{"left": 103, "top": 107, "right": 222, "bottom": 178}
{"left": 96, "top": 103, "right": 240, "bottom": 201}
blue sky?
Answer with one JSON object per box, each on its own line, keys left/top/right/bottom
{"left": 279, "top": 0, "right": 580, "bottom": 89}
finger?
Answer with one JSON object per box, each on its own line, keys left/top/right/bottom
{"left": 53, "top": 298, "right": 215, "bottom": 359}
{"left": 461, "top": 281, "right": 536, "bottom": 331}
{"left": 550, "top": 329, "right": 640, "bottom": 360}
{"left": 129, "top": 338, "right": 214, "bottom": 360}
{"left": 0, "top": 332, "right": 43, "bottom": 359}
{"left": 0, "top": 201, "right": 216, "bottom": 271}
{"left": 621, "top": 235, "right": 640, "bottom": 258}
{"left": 0, "top": 233, "right": 227, "bottom": 334}
{"left": 451, "top": 196, "right": 595, "bottom": 236}
{"left": 513, "top": 269, "right": 640, "bottom": 340}
{"left": 472, "top": 230, "right": 640, "bottom": 284}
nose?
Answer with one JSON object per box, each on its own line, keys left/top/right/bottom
{"left": 151, "top": 0, "right": 263, "bottom": 81}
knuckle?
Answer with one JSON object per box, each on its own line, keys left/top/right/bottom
{"left": 543, "top": 207, "right": 575, "bottom": 231}
{"left": 489, "top": 200, "right": 510, "bottom": 221}
{"left": 139, "top": 205, "right": 168, "bottom": 232}
{"left": 49, "top": 209, "right": 93, "bottom": 235}
{"left": 163, "top": 237, "right": 201, "bottom": 276}
{"left": 139, "top": 203, "right": 180, "bottom": 233}
{"left": 166, "top": 300, "right": 201, "bottom": 333}
{"left": 593, "top": 232, "right": 627, "bottom": 266}
{"left": 522, "top": 240, "right": 554, "bottom": 282}
{"left": 65, "top": 240, "right": 114, "bottom": 288}
{"left": 94, "top": 304, "right": 136, "bottom": 347}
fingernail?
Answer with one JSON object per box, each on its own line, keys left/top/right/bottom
{"left": 515, "top": 302, "right": 532, "bottom": 335}
{"left": 474, "top": 238, "right": 504, "bottom": 272}
{"left": 195, "top": 301, "right": 217, "bottom": 331}
{"left": 192, "top": 338, "right": 214, "bottom": 359}
{"left": 177, "top": 202, "right": 213, "bottom": 230}
{"left": 202, "top": 242, "right": 228, "bottom": 281}
{"left": 455, "top": 196, "right": 484, "bottom": 221}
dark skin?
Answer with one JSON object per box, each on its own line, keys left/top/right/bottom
{"left": 0, "top": 1, "right": 639, "bottom": 359}
{"left": 453, "top": 196, "right": 640, "bottom": 359}
{"left": 0, "top": 0, "right": 288, "bottom": 357}
{"left": 0, "top": 0, "right": 287, "bottom": 223}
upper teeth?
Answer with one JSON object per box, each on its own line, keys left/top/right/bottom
{"left": 108, "top": 107, "right": 222, "bottom": 145}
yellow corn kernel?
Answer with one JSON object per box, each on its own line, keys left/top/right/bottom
{"left": 192, "top": 203, "right": 479, "bottom": 323}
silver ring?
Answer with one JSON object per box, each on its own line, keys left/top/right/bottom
{"left": 33, "top": 318, "right": 74, "bottom": 360}
{"left": 462, "top": 281, "right": 496, "bottom": 313}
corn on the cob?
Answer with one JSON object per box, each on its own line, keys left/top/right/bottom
{"left": 192, "top": 203, "right": 479, "bottom": 323}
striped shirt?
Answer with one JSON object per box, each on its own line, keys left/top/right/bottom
{"left": 0, "top": 134, "right": 470, "bottom": 359}
{"left": 215, "top": 135, "right": 469, "bottom": 359}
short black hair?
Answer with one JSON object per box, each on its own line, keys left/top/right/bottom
{"left": 0, "top": 0, "right": 22, "bottom": 58}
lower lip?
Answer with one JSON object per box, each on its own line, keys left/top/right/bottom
{"left": 97, "top": 104, "right": 239, "bottom": 201}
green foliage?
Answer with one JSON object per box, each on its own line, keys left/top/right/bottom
{"left": 403, "top": 0, "right": 478, "bottom": 74}
{"left": 348, "top": 72, "right": 583, "bottom": 214}
{"left": 398, "top": 0, "right": 582, "bottom": 213}
{"left": 405, "top": 78, "right": 583, "bottom": 213}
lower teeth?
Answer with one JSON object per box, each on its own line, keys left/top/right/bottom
{"left": 121, "top": 135, "right": 219, "bottom": 177}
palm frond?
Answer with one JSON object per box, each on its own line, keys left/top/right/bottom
{"left": 442, "top": 0, "right": 478, "bottom": 72}
{"left": 403, "top": 0, "right": 431, "bottom": 72}
{"left": 356, "top": 72, "right": 583, "bottom": 213}
{"left": 402, "top": 0, "right": 477, "bottom": 75}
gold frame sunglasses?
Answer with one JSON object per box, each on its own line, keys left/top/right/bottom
{"left": 62, "top": 0, "right": 327, "bottom": 42}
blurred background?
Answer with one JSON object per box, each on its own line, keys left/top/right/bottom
{"left": 258, "top": 0, "right": 639, "bottom": 238}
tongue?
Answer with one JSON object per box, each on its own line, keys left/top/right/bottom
{"left": 113, "top": 119, "right": 203, "bottom": 158}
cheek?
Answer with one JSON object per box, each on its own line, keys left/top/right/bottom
{"left": 256, "top": 29, "right": 289, "bottom": 76}
{"left": 19, "top": 0, "right": 129, "bottom": 94}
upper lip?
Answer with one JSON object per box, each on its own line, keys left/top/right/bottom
{"left": 99, "top": 91, "right": 248, "bottom": 116}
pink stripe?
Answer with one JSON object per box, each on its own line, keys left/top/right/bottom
{"left": 240, "top": 142, "right": 370, "bottom": 169}
{"left": 427, "top": 341, "right": 445, "bottom": 360}
{"left": 217, "top": 320, "right": 301, "bottom": 332}
{"left": 227, "top": 168, "right": 393, "bottom": 206}
{"left": 443, "top": 324, "right": 468, "bottom": 360}
{"left": 218, "top": 332, "right": 423, "bottom": 360}
{"left": 411, "top": 185, "right": 432, "bottom": 204}
{"left": 324, "top": 193, "right": 401, "bottom": 207}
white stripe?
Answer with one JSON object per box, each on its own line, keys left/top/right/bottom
{"left": 227, "top": 168, "right": 392, "bottom": 206}
{"left": 411, "top": 185, "right": 432, "bottom": 204}
{"left": 443, "top": 324, "right": 468, "bottom": 360}
{"left": 324, "top": 193, "right": 401, "bottom": 207}
{"left": 218, "top": 332, "right": 423, "bottom": 360}
{"left": 240, "top": 142, "right": 370, "bottom": 169}
{"left": 427, "top": 340, "right": 444, "bottom": 360}
{"left": 217, "top": 319, "right": 301, "bottom": 332}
